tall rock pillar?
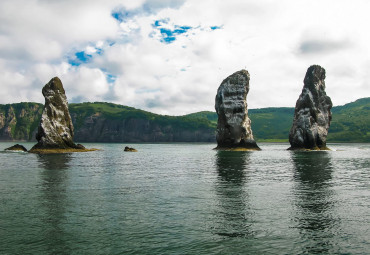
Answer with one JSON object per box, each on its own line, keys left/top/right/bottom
{"left": 215, "top": 70, "right": 260, "bottom": 150}
{"left": 289, "top": 65, "right": 333, "bottom": 150}
{"left": 31, "top": 77, "right": 79, "bottom": 150}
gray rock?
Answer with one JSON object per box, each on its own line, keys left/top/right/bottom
{"left": 5, "top": 144, "right": 27, "bottom": 152}
{"left": 215, "top": 70, "right": 260, "bottom": 150}
{"left": 289, "top": 65, "right": 333, "bottom": 150}
{"left": 30, "top": 77, "right": 79, "bottom": 150}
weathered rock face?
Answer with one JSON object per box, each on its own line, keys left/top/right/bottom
{"left": 215, "top": 70, "right": 260, "bottom": 150}
{"left": 289, "top": 65, "right": 333, "bottom": 150}
{"left": 71, "top": 116, "right": 215, "bottom": 143}
{"left": 31, "top": 77, "right": 78, "bottom": 149}
{"left": 0, "top": 104, "right": 42, "bottom": 141}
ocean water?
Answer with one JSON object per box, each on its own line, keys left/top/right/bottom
{"left": 0, "top": 142, "right": 369, "bottom": 254}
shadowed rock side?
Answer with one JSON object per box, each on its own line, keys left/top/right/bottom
{"left": 5, "top": 144, "right": 28, "bottom": 152}
{"left": 289, "top": 65, "right": 333, "bottom": 150}
{"left": 124, "top": 146, "right": 137, "bottom": 152}
{"left": 215, "top": 70, "right": 260, "bottom": 151}
{"left": 29, "top": 77, "right": 95, "bottom": 153}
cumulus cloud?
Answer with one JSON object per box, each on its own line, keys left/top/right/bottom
{"left": 0, "top": 0, "right": 369, "bottom": 114}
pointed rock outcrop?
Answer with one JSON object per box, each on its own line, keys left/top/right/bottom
{"left": 5, "top": 144, "right": 28, "bottom": 152}
{"left": 289, "top": 65, "right": 333, "bottom": 150}
{"left": 29, "top": 77, "right": 95, "bottom": 153}
{"left": 215, "top": 70, "right": 260, "bottom": 150}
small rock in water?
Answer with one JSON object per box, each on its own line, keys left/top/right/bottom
{"left": 215, "top": 70, "right": 260, "bottom": 150}
{"left": 288, "top": 65, "right": 333, "bottom": 150}
{"left": 124, "top": 146, "right": 137, "bottom": 152}
{"left": 5, "top": 144, "right": 27, "bottom": 152}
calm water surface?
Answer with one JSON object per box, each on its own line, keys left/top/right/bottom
{"left": 0, "top": 143, "right": 369, "bottom": 254}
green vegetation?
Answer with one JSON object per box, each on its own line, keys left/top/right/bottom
{"left": 328, "top": 97, "right": 370, "bottom": 142}
{"left": 68, "top": 98, "right": 370, "bottom": 142}
{"left": 1, "top": 98, "right": 369, "bottom": 142}
{"left": 249, "top": 98, "right": 370, "bottom": 142}
{"left": 249, "top": 108, "right": 293, "bottom": 142}
{"left": 0, "top": 102, "right": 42, "bottom": 140}
{"left": 69, "top": 102, "right": 216, "bottom": 131}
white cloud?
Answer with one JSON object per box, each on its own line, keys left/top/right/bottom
{"left": 0, "top": 0, "right": 369, "bottom": 115}
{"left": 61, "top": 66, "right": 110, "bottom": 103}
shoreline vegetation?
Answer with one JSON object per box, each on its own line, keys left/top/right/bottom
{"left": 0, "top": 97, "right": 369, "bottom": 143}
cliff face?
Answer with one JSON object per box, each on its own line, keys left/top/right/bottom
{"left": 71, "top": 112, "right": 215, "bottom": 142}
{"left": 0, "top": 102, "right": 215, "bottom": 142}
{"left": 0, "top": 103, "right": 42, "bottom": 141}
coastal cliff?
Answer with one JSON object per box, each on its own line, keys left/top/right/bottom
{"left": 70, "top": 103, "right": 215, "bottom": 142}
{"left": 0, "top": 102, "right": 215, "bottom": 142}
{"left": 0, "top": 103, "right": 42, "bottom": 141}
{"left": 0, "top": 98, "right": 369, "bottom": 143}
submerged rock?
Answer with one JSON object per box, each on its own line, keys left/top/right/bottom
{"left": 5, "top": 144, "right": 27, "bottom": 152}
{"left": 29, "top": 77, "right": 92, "bottom": 153}
{"left": 289, "top": 65, "right": 333, "bottom": 150}
{"left": 215, "top": 70, "right": 260, "bottom": 150}
{"left": 124, "top": 146, "right": 137, "bottom": 152}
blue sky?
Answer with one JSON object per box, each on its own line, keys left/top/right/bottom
{"left": 0, "top": 0, "right": 369, "bottom": 115}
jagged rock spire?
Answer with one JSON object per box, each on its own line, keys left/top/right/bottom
{"left": 289, "top": 65, "right": 333, "bottom": 150}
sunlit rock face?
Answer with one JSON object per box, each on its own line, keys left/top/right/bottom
{"left": 289, "top": 65, "right": 333, "bottom": 150}
{"left": 31, "top": 77, "right": 78, "bottom": 149}
{"left": 215, "top": 70, "right": 260, "bottom": 150}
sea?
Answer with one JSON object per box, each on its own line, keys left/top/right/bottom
{"left": 0, "top": 142, "right": 369, "bottom": 255}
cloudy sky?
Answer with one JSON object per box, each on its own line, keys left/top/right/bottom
{"left": 0, "top": 0, "right": 369, "bottom": 115}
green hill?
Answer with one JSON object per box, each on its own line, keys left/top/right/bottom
{"left": 328, "top": 97, "right": 370, "bottom": 142}
{"left": 0, "top": 98, "right": 369, "bottom": 142}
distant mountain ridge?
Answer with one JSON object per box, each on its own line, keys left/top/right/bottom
{"left": 0, "top": 98, "right": 369, "bottom": 142}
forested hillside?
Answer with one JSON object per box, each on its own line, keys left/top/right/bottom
{"left": 0, "top": 98, "right": 369, "bottom": 142}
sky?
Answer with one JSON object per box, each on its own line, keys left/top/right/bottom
{"left": 0, "top": 0, "right": 369, "bottom": 115}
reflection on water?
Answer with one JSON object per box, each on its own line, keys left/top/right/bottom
{"left": 213, "top": 151, "right": 253, "bottom": 238}
{"left": 38, "top": 154, "right": 71, "bottom": 170}
{"left": 216, "top": 151, "right": 249, "bottom": 184}
{"left": 291, "top": 151, "right": 338, "bottom": 254}
{"left": 37, "top": 154, "right": 72, "bottom": 254}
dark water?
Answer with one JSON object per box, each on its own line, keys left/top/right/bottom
{"left": 0, "top": 143, "right": 369, "bottom": 254}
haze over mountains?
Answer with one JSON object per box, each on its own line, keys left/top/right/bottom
{"left": 0, "top": 98, "right": 369, "bottom": 143}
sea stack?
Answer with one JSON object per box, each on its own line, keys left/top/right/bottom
{"left": 215, "top": 70, "right": 260, "bottom": 150}
{"left": 29, "top": 77, "right": 88, "bottom": 153}
{"left": 288, "top": 65, "right": 333, "bottom": 150}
